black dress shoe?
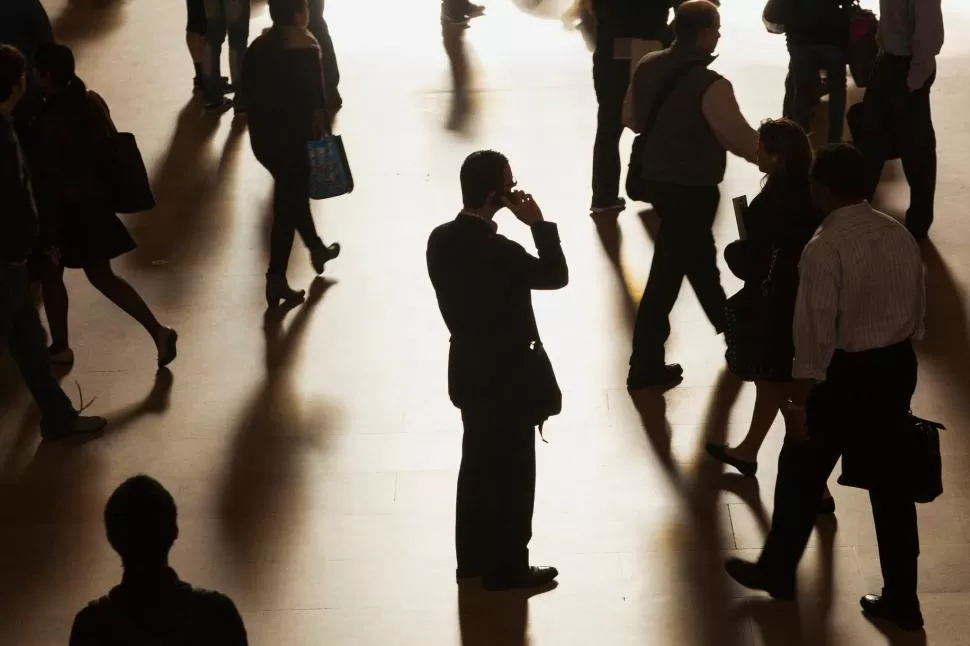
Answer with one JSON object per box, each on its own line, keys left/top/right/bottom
{"left": 483, "top": 566, "right": 558, "bottom": 591}
{"left": 627, "top": 364, "right": 684, "bottom": 390}
{"left": 725, "top": 558, "right": 795, "bottom": 601}
{"left": 705, "top": 443, "right": 758, "bottom": 477}
{"left": 860, "top": 594, "right": 924, "bottom": 632}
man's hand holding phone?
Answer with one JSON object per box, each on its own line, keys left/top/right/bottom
{"left": 503, "top": 190, "right": 544, "bottom": 226}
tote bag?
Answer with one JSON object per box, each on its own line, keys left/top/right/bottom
{"left": 307, "top": 134, "right": 354, "bottom": 200}
{"left": 88, "top": 91, "right": 155, "bottom": 214}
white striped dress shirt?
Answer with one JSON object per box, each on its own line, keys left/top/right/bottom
{"left": 792, "top": 202, "right": 925, "bottom": 381}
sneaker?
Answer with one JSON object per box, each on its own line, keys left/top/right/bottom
{"left": 48, "top": 347, "right": 75, "bottom": 366}
{"left": 42, "top": 415, "right": 107, "bottom": 443}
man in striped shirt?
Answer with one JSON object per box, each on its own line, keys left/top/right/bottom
{"left": 726, "top": 144, "right": 927, "bottom": 632}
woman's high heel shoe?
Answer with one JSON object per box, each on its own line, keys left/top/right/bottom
{"left": 265, "top": 275, "right": 306, "bottom": 309}
{"left": 310, "top": 242, "right": 341, "bottom": 275}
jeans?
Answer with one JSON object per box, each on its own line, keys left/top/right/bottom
{"left": 202, "top": 0, "right": 250, "bottom": 103}
{"left": 758, "top": 342, "right": 920, "bottom": 604}
{"left": 267, "top": 161, "right": 323, "bottom": 277}
{"left": 457, "top": 409, "right": 536, "bottom": 578}
{"left": 308, "top": 0, "right": 341, "bottom": 106}
{"left": 784, "top": 44, "right": 847, "bottom": 143}
{"left": 629, "top": 183, "right": 725, "bottom": 377}
{"left": 858, "top": 54, "right": 937, "bottom": 237}
{"left": 0, "top": 264, "right": 75, "bottom": 433}
{"left": 591, "top": 53, "right": 629, "bottom": 209}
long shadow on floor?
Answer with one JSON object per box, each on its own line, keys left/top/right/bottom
{"left": 458, "top": 582, "right": 556, "bottom": 646}
{"left": 592, "top": 215, "right": 638, "bottom": 330}
{"left": 442, "top": 21, "right": 480, "bottom": 135}
{"left": 0, "top": 438, "right": 107, "bottom": 644}
{"left": 676, "top": 368, "right": 749, "bottom": 646}
{"left": 218, "top": 278, "right": 337, "bottom": 578}
{"left": 124, "top": 101, "right": 225, "bottom": 290}
{"left": 917, "top": 242, "right": 970, "bottom": 436}
{"left": 51, "top": 0, "right": 126, "bottom": 46}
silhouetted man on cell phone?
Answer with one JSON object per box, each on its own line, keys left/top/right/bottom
{"left": 427, "top": 150, "right": 567, "bottom": 591}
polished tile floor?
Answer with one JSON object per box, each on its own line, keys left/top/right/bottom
{"left": 2, "top": 0, "right": 970, "bottom": 644}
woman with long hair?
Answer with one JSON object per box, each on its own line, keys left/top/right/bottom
{"left": 28, "top": 43, "right": 176, "bottom": 368}
{"left": 706, "top": 119, "right": 833, "bottom": 511}
{"left": 243, "top": 0, "right": 340, "bottom": 308}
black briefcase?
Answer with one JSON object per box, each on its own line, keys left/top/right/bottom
{"left": 839, "top": 413, "right": 944, "bottom": 504}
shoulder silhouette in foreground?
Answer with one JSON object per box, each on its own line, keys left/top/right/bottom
{"left": 69, "top": 475, "right": 248, "bottom": 646}
{"left": 427, "top": 150, "right": 567, "bottom": 592}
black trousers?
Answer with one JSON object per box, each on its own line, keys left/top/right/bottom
{"left": 629, "top": 183, "right": 725, "bottom": 376}
{"left": 307, "top": 0, "right": 341, "bottom": 107}
{"left": 267, "top": 160, "right": 323, "bottom": 277}
{"left": 759, "top": 341, "right": 920, "bottom": 604}
{"left": 0, "top": 265, "right": 76, "bottom": 434}
{"left": 456, "top": 409, "right": 536, "bottom": 578}
{"left": 858, "top": 54, "right": 937, "bottom": 237}
{"left": 591, "top": 53, "right": 630, "bottom": 209}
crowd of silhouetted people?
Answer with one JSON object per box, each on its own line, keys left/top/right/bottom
{"left": 0, "top": 0, "right": 948, "bottom": 641}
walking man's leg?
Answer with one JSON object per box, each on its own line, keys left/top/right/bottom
{"left": 681, "top": 186, "right": 726, "bottom": 332}
{"left": 628, "top": 185, "right": 689, "bottom": 388}
{"left": 590, "top": 54, "right": 628, "bottom": 211}
{"left": 0, "top": 266, "right": 101, "bottom": 440}
{"left": 202, "top": 0, "right": 229, "bottom": 108}
{"left": 899, "top": 77, "right": 937, "bottom": 240}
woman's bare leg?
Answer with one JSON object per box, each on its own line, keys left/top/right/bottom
{"left": 726, "top": 380, "right": 791, "bottom": 463}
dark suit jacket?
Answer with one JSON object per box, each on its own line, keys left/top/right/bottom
{"left": 427, "top": 214, "right": 568, "bottom": 415}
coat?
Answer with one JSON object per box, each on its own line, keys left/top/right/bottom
{"left": 427, "top": 214, "right": 568, "bottom": 421}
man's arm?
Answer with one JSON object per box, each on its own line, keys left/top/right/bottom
{"left": 791, "top": 248, "right": 840, "bottom": 393}
{"left": 908, "top": 0, "right": 944, "bottom": 91}
{"left": 701, "top": 79, "right": 759, "bottom": 164}
{"left": 503, "top": 193, "right": 569, "bottom": 290}
{"left": 0, "top": 132, "right": 36, "bottom": 264}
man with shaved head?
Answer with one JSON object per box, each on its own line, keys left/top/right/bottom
{"left": 624, "top": 0, "right": 760, "bottom": 390}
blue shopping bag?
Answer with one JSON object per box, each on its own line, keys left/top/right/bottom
{"left": 307, "top": 135, "right": 354, "bottom": 200}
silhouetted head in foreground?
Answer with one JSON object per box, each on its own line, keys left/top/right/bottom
{"left": 810, "top": 143, "right": 868, "bottom": 215}
{"left": 105, "top": 475, "right": 179, "bottom": 572}
{"left": 673, "top": 1, "right": 721, "bottom": 53}
{"left": 460, "top": 150, "right": 516, "bottom": 219}
{"left": 269, "top": 0, "right": 310, "bottom": 28}
{"left": 33, "top": 42, "right": 76, "bottom": 94}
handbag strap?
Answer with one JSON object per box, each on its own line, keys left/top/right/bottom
{"left": 760, "top": 248, "right": 780, "bottom": 296}
{"left": 638, "top": 59, "right": 707, "bottom": 141}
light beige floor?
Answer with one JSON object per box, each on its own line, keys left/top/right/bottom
{"left": 2, "top": 0, "right": 969, "bottom": 644}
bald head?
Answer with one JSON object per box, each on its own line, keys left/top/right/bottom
{"left": 674, "top": 1, "right": 721, "bottom": 52}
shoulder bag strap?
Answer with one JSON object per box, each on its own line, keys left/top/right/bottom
{"left": 638, "top": 59, "right": 707, "bottom": 141}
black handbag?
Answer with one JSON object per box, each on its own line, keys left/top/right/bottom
{"left": 838, "top": 414, "right": 945, "bottom": 504}
{"left": 522, "top": 340, "right": 562, "bottom": 432}
{"left": 107, "top": 132, "right": 155, "bottom": 213}
{"left": 724, "top": 249, "right": 786, "bottom": 380}
{"left": 626, "top": 59, "right": 705, "bottom": 203}
{"left": 88, "top": 91, "right": 155, "bottom": 213}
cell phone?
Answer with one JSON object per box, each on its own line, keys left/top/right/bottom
{"left": 503, "top": 190, "right": 521, "bottom": 206}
